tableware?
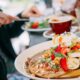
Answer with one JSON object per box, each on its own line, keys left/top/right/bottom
{"left": 15, "top": 41, "right": 54, "bottom": 80}
{"left": 43, "top": 26, "right": 78, "bottom": 39}
{"left": 14, "top": 19, "right": 29, "bottom": 21}
{"left": 22, "top": 26, "right": 50, "bottom": 32}
{"left": 11, "top": 19, "right": 29, "bottom": 24}
{"left": 49, "top": 15, "right": 73, "bottom": 34}
{"left": 22, "top": 21, "right": 50, "bottom": 32}
{"left": 15, "top": 34, "right": 80, "bottom": 80}
{"left": 43, "top": 30, "right": 54, "bottom": 39}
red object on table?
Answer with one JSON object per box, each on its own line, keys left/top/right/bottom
{"left": 60, "top": 58, "right": 68, "bottom": 71}
{"left": 50, "top": 20, "right": 72, "bottom": 34}
{"left": 31, "top": 22, "right": 39, "bottom": 29}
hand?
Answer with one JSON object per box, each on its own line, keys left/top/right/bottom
{"left": 21, "top": 6, "right": 43, "bottom": 18}
{"left": 75, "top": 0, "right": 80, "bottom": 8}
{"left": 0, "top": 12, "right": 18, "bottom": 27}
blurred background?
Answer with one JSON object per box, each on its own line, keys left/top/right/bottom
{"left": 0, "top": 0, "right": 33, "bottom": 15}
{"left": 0, "top": 0, "right": 65, "bottom": 16}
{"left": 0, "top": 0, "right": 80, "bottom": 80}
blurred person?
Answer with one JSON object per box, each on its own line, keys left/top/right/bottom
{"left": 0, "top": 12, "right": 17, "bottom": 26}
{"left": 42, "top": 0, "right": 79, "bottom": 16}
{"left": 61, "top": 0, "right": 76, "bottom": 13}
{"left": 0, "top": 6, "right": 42, "bottom": 60}
{"left": 52, "top": 0, "right": 65, "bottom": 13}
{"left": 34, "top": 0, "right": 80, "bottom": 16}
{"left": 61, "top": 0, "right": 80, "bottom": 17}
{"left": 21, "top": 6, "right": 42, "bottom": 18}
{"left": 75, "top": 0, "right": 80, "bottom": 8}
{"left": 71, "top": 0, "right": 80, "bottom": 17}
{"left": 0, "top": 6, "right": 42, "bottom": 80}
{"left": 44, "top": 0, "right": 52, "bottom": 8}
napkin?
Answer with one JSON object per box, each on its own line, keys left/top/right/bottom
{"left": 11, "top": 31, "right": 30, "bottom": 55}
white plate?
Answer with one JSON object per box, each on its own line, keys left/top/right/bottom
{"left": 43, "top": 26, "right": 78, "bottom": 39}
{"left": 22, "top": 25, "right": 50, "bottom": 32}
{"left": 15, "top": 40, "right": 80, "bottom": 80}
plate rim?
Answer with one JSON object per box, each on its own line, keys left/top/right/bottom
{"left": 15, "top": 40, "right": 80, "bottom": 80}
{"left": 43, "top": 26, "right": 79, "bottom": 39}
{"left": 15, "top": 40, "right": 53, "bottom": 80}
{"left": 21, "top": 25, "right": 50, "bottom": 32}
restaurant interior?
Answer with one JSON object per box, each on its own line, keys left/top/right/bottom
{"left": 0, "top": 0, "right": 80, "bottom": 80}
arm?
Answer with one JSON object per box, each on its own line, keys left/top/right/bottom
{"left": 0, "top": 9, "right": 2, "bottom": 12}
{"left": 61, "top": 0, "right": 77, "bottom": 13}
{"left": 6, "top": 6, "right": 42, "bottom": 38}
{"left": 6, "top": 13, "right": 29, "bottom": 38}
{"left": 0, "top": 12, "right": 17, "bottom": 27}
{"left": 74, "top": 0, "right": 80, "bottom": 8}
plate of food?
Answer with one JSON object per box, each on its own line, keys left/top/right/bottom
{"left": 22, "top": 19, "right": 50, "bottom": 32}
{"left": 15, "top": 32, "right": 80, "bottom": 80}
{"left": 43, "top": 26, "right": 79, "bottom": 39}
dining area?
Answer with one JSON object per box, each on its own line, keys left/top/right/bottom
{"left": 0, "top": 0, "right": 80, "bottom": 80}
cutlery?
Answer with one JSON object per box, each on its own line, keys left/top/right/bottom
{"left": 13, "top": 19, "right": 29, "bottom": 22}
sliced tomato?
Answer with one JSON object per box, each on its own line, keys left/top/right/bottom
{"left": 61, "top": 47, "right": 70, "bottom": 55}
{"left": 31, "top": 21, "right": 39, "bottom": 29}
{"left": 71, "top": 44, "right": 80, "bottom": 50}
{"left": 71, "top": 46, "right": 78, "bottom": 50}
{"left": 76, "top": 44, "right": 80, "bottom": 49}
{"left": 60, "top": 58, "right": 68, "bottom": 71}
{"left": 51, "top": 54, "right": 55, "bottom": 60}
{"left": 55, "top": 45, "right": 62, "bottom": 53}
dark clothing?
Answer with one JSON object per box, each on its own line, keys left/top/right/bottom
{"left": 0, "top": 21, "right": 25, "bottom": 59}
{"left": 44, "top": 0, "right": 52, "bottom": 8}
{"left": 0, "top": 9, "right": 28, "bottom": 59}
{"left": 0, "top": 9, "right": 2, "bottom": 12}
{"left": 6, "top": 21, "right": 24, "bottom": 38}
{"left": 0, "top": 55, "right": 7, "bottom": 80}
{"left": 0, "top": 10, "right": 28, "bottom": 80}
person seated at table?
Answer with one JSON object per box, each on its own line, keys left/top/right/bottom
{"left": 75, "top": 0, "right": 80, "bottom": 8}
{"left": 61, "top": 0, "right": 80, "bottom": 17}
{"left": 43, "top": 0, "right": 79, "bottom": 16}
{"left": 0, "top": 6, "right": 42, "bottom": 80}
{"left": 0, "top": 6, "right": 42, "bottom": 60}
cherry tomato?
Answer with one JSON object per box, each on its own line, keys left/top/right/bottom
{"left": 51, "top": 54, "right": 55, "bottom": 60}
{"left": 61, "top": 47, "right": 70, "bottom": 55}
{"left": 60, "top": 58, "right": 68, "bottom": 71}
{"left": 31, "top": 22, "right": 39, "bottom": 29}
{"left": 55, "top": 45, "right": 62, "bottom": 53}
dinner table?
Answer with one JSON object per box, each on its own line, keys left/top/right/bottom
{"left": 29, "top": 32, "right": 49, "bottom": 46}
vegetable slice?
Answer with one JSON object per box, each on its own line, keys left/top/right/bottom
{"left": 31, "top": 22, "right": 39, "bottom": 29}
{"left": 67, "top": 57, "right": 79, "bottom": 70}
{"left": 60, "top": 58, "right": 68, "bottom": 71}
{"left": 51, "top": 54, "right": 55, "bottom": 60}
